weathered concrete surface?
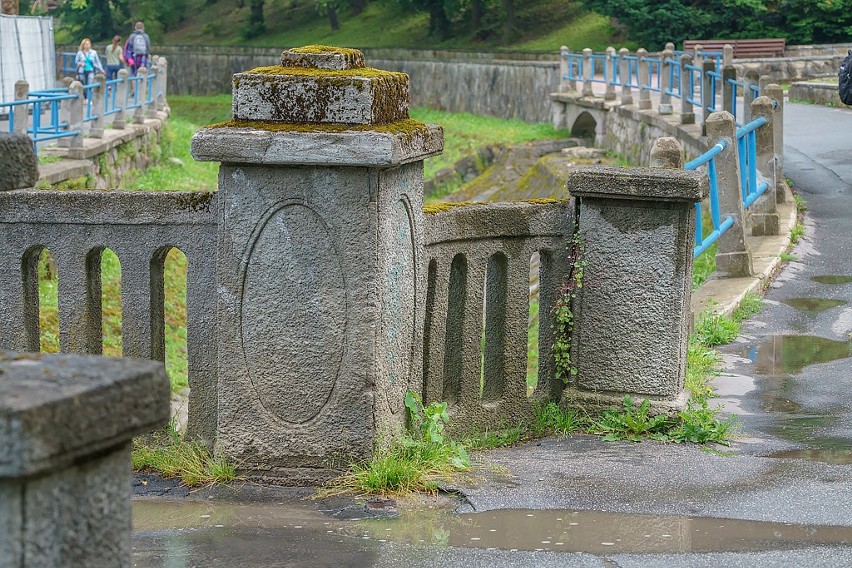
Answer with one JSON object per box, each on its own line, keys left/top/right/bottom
{"left": 0, "top": 353, "right": 169, "bottom": 568}
{"left": 0, "top": 133, "right": 38, "bottom": 191}
{"left": 789, "top": 80, "right": 849, "bottom": 108}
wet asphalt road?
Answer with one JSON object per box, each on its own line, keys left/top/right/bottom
{"left": 132, "top": 102, "right": 852, "bottom": 567}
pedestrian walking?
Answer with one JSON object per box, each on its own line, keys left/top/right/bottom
{"left": 74, "top": 38, "right": 104, "bottom": 97}
{"left": 125, "top": 22, "right": 151, "bottom": 75}
{"left": 105, "top": 35, "right": 124, "bottom": 81}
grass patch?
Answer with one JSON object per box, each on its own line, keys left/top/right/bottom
{"left": 692, "top": 243, "right": 717, "bottom": 290}
{"left": 132, "top": 424, "right": 238, "bottom": 486}
{"left": 790, "top": 222, "right": 805, "bottom": 244}
{"left": 694, "top": 292, "right": 763, "bottom": 347}
{"left": 533, "top": 402, "right": 582, "bottom": 437}
{"left": 779, "top": 252, "right": 798, "bottom": 261}
{"left": 794, "top": 193, "right": 808, "bottom": 213}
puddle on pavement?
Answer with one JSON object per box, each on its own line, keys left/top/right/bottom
{"left": 783, "top": 297, "right": 847, "bottom": 313}
{"left": 768, "top": 448, "right": 852, "bottom": 465}
{"left": 811, "top": 275, "right": 852, "bottom": 285}
{"left": 743, "top": 335, "right": 852, "bottom": 375}
{"left": 132, "top": 501, "right": 852, "bottom": 560}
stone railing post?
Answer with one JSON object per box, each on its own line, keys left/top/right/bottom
{"left": 0, "top": 353, "right": 168, "bottom": 568}
{"left": 190, "top": 46, "right": 443, "bottom": 483}
{"left": 604, "top": 47, "right": 616, "bottom": 100}
{"left": 680, "top": 54, "right": 695, "bottom": 124}
{"left": 564, "top": 146, "right": 706, "bottom": 414}
{"left": 13, "top": 80, "right": 29, "bottom": 135}
{"left": 90, "top": 73, "right": 106, "bottom": 138}
{"left": 705, "top": 111, "right": 753, "bottom": 277}
{"left": 113, "top": 68, "right": 128, "bottom": 129}
{"left": 57, "top": 77, "right": 73, "bottom": 148}
{"left": 582, "top": 48, "right": 594, "bottom": 97}
{"left": 693, "top": 43, "right": 704, "bottom": 80}
{"left": 134, "top": 66, "right": 148, "bottom": 124}
{"left": 723, "top": 43, "right": 734, "bottom": 67}
{"left": 559, "top": 46, "right": 573, "bottom": 92}
{"left": 67, "top": 81, "right": 84, "bottom": 154}
{"left": 701, "top": 59, "right": 715, "bottom": 134}
{"left": 721, "top": 63, "right": 736, "bottom": 116}
{"left": 637, "top": 48, "right": 652, "bottom": 110}
{"left": 618, "top": 47, "right": 633, "bottom": 105}
{"left": 743, "top": 70, "right": 759, "bottom": 123}
{"left": 0, "top": 133, "right": 38, "bottom": 191}
{"left": 659, "top": 47, "right": 674, "bottom": 114}
{"left": 147, "top": 64, "right": 159, "bottom": 118}
{"left": 157, "top": 56, "right": 169, "bottom": 111}
{"left": 759, "top": 75, "right": 770, "bottom": 95}
{"left": 765, "top": 83, "right": 785, "bottom": 201}
{"left": 750, "top": 96, "right": 779, "bottom": 236}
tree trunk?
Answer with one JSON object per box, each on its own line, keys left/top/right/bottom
{"left": 249, "top": 0, "right": 265, "bottom": 29}
{"left": 471, "top": 0, "right": 482, "bottom": 31}
{"left": 1, "top": 0, "right": 19, "bottom": 15}
{"left": 328, "top": 4, "right": 339, "bottom": 31}
{"left": 349, "top": 0, "right": 366, "bottom": 16}
{"left": 501, "top": 0, "right": 515, "bottom": 43}
{"left": 428, "top": 1, "right": 449, "bottom": 40}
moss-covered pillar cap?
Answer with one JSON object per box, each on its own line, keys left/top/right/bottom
{"left": 191, "top": 45, "right": 443, "bottom": 167}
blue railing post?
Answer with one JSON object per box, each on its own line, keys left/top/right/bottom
{"left": 743, "top": 70, "right": 759, "bottom": 123}
{"left": 618, "top": 47, "right": 633, "bottom": 105}
{"left": 582, "top": 48, "right": 594, "bottom": 97}
{"left": 90, "top": 73, "right": 106, "bottom": 138}
{"left": 13, "top": 80, "right": 29, "bottom": 135}
{"left": 705, "top": 111, "right": 753, "bottom": 276}
{"left": 604, "top": 47, "right": 617, "bottom": 101}
{"left": 680, "top": 54, "right": 695, "bottom": 124}
{"left": 750, "top": 96, "right": 779, "bottom": 236}
{"left": 659, "top": 46, "right": 675, "bottom": 114}
{"left": 637, "top": 48, "right": 652, "bottom": 110}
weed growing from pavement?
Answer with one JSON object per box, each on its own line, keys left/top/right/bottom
{"left": 790, "top": 222, "right": 806, "bottom": 244}
{"left": 132, "top": 423, "right": 238, "bottom": 486}
{"left": 780, "top": 252, "right": 798, "bottom": 262}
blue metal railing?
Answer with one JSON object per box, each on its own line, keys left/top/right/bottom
{"left": 737, "top": 116, "right": 769, "bottom": 208}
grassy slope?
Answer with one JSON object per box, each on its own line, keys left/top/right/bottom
{"left": 158, "top": 0, "right": 616, "bottom": 52}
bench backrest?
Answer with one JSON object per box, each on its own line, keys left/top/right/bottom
{"left": 683, "top": 38, "right": 785, "bottom": 58}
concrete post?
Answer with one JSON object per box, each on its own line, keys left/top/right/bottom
{"left": 723, "top": 44, "right": 734, "bottom": 67}
{"left": 89, "top": 73, "right": 106, "bottom": 138}
{"left": 0, "top": 353, "right": 169, "bottom": 568}
{"left": 649, "top": 136, "right": 682, "bottom": 168}
{"left": 12, "top": 80, "right": 28, "bottom": 135}
{"left": 680, "top": 54, "right": 695, "bottom": 124}
{"left": 190, "top": 46, "right": 443, "bottom": 484}
{"left": 113, "top": 68, "right": 128, "bottom": 129}
{"left": 693, "top": 43, "right": 704, "bottom": 80}
{"left": 67, "top": 81, "right": 84, "bottom": 153}
{"left": 750, "top": 96, "right": 779, "bottom": 236}
{"left": 721, "top": 64, "right": 736, "bottom": 117}
{"left": 157, "top": 57, "right": 169, "bottom": 111}
{"left": 637, "top": 48, "right": 652, "bottom": 110}
{"left": 147, "top": 63, "right": 160, "bottom": 118}
{"left": 0, "top": 133, "right": 38, "bottom": 190}
{"left": 618, "top": 47, "right": 633, "bottom": 105}
{"left": 765, "top": 83, "right": 785, "bottom": 202}
{"left": 705, "top": 111, "right": 753, "bottom": 277}
{"left": 559, "top": 46, "right": 572, "bottom": 92}
{"left": 743, "top": 70, "right": 759, "bottom": 123}
{"left": 564, "top": 156, "right": 706, "bottom": 414}
{"left": 659, "top": 48, "right": 674, "bottom": 114}
{"left": 134, "top": 66, "right": 148, "bottom": 124}
{"left": 582, "top": 48, "right": 594, "bottom": 97}
{"left": 57, "top": 77, "right": 73, "bottom": 148}
{"left": 604, "top": 47, "right": 616, "bottom": 100}
{"left": 759, "top": 75, "right": 770, "bottom": 95}
{"left": 701, "top": 59, "right": 715, "bottom": 134}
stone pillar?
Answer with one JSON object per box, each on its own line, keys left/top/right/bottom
{"left": 157, "top": 57, "right": 169, "bottom": 111}
{"left": 113, "top": 68, "right": 128, "bottom": 129}
{"left": 721, "top": 64, "right": 737, "bottom": 117}
{"left": 564, "top": 158, "right": 706, "bottom": 414}
{"left": 750, "top": 96, "right": 779, "bottom": 236}
{"left": 659, "top": 48, "right": 674, "bottom": 114}
{"left": 90, "top": 73, "right": 106, "bottom": 138}
{"left": 765, "top": 83, "right": 785, "bottom": 201}
{"left": 12, "top": 80, "right": 28, "bottom": 135}
{"left": 759, "top": 75, "right": 770, "bottom": 95}
{"left": 637, "top": 48, "right": 652, "bottom": 110}
{"left": 582, "top": 48, "right": 594, "bottom": 97}
{"left": 701, "top": 59, "right": 715, "bottom": 134}
{"left": 559, "top": 46, "right": 572, "bottom": 92}
{"left": 0, "top": 353, "right": 169, "bottom": 568}
{"left": 67, "top": 81, "right": 84, "bottom": 154}
{"left": 743, "top": 70, "right": 759, "bottom": 123}
{"left": 0, "top": 133, "right": 38, "bottom": 191}
{"left": 723, "top": 44, "right": 734, "bottom": 67}
{"left": 57, "top": 78, "right": 74, "bottom": 148}
{"left": 618, "top": 47, "right": 633, "bottom": 105}
{"left": 693, "top": 43, "right": 704, "bottom": 79}
{"left": 134, "top": 66, "right": 148, "bottom": 124}
{"left": 190, "top": 46, "right": 443, "bottom": 484}
{"left": 604, "top": 47, "right": 616, "bottom": 101}
{"left": 705, "top": 112, "right": 753, "bottom": 277}
{"left": 147, "top": 63, "right": 159, "bottom": 118}
{"left": 680, "top": 54, "right": 695, "bottom": 124}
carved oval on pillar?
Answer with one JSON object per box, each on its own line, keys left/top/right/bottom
{"left": 241, "top": 204, "right": 346, "bottom": 424}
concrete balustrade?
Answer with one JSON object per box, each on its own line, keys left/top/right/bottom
{"left": 679, "top": 54, "right": 695, "bottom": 124}
{"left": 637, "top": 48, "right": 652, "bottom": 110}
{"left": 90, "top": 73, "right": 106, "bottom": 138}
{"left": 582, "top": 48, "right": 594, "bottom": 97}
{"left": 750, "top": 96, "right": 780, "bottom": 236}
{"left": 618, "top": 47, "right": 633, "bottom": 105}
{"left": 604, "top": 47, "right": 617, "bottom": 101}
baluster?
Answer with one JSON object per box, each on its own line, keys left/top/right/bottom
{"left": 90, "top": 73, "right": 106, "bottom": 138}
{"left": 134, "top": 66, "right": 148, "bottom": 124}
{"left": 659, "top": 47, "right": 674, "bottom": 114}
{"left": 604, "top": 47, "right": 617, "bottom": 101}
{"left": 637, "top": 48, "right": 652, "bottom": 110}
{"left": 618, "top": 48, "right": 633, "bottom": 105}
{"left": 582, "top": 48, "right": 594, "bottom": 97}
{"left": 114, "top": 69, "right": 128, "bottom": 129}
{"left": 13, "top": 80, "right": 28, "bottom": 135}
{"left": 750, "top": 96, "right": 779, "bottom": 236}
{"left": 680, "top": 54, "right": 695, "bottom": 124}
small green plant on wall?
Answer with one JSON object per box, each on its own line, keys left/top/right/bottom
{"left": 552, "top": 231, "right": 587, "bottom": 383}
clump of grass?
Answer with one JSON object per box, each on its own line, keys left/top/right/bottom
{"left": 694, "top": 292, "right": 763, "bottom": 347}
{"left": 464, "top": 425, "right": 527, "bottom": 451}
{"left": 794, "top": 193, "right": 808, "bottom": 213}
{"left": 692, "top": 244, "right": 718, "bottom": 290}
{"left": 790, "top": 222, "right": 806, "bottom": 244}
{"left": 780, "top": 252, "right": 797, "bottom": 261}
{"left": 533, "top": 402, "right": 583, "bottom": 437}
{"left": 132, "top": 424, "right": 238, "bottom": 486}
{"left": 326, "top": 392, "right": 470, "bottom": 495}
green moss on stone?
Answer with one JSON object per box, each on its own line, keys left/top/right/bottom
{"left": 284, "top": 45, "right": 366, "bottom": 70}
{"left": 246, "top": 66, "right": 404, "bottom": 80}
{"left": 422, "top": 197, "right": 569, "bottom": 215}
{"left": 290, "top": 45, "right": 363, "bottom": 57}
{"left": 208, "top": 118, "right": 431, "bottom": 141}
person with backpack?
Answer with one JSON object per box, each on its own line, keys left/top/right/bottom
{"left": 125, "top": 21, "right": 151, "bottom": 76}
{"left": 839, "top": 50, "right": 852, "bottom": 106}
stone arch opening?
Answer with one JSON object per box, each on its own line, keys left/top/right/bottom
{"left": 571, "top": 111, "right": 598, "bottom": 141}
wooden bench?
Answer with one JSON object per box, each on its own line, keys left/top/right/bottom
{"left": 683, "top": 39, "right": 786, "bottom": 58}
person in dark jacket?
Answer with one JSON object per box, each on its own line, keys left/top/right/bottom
{"left": 125, "top": 21, "right": 151, "bottom": 75}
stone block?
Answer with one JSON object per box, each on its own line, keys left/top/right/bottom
{"left": 280, "top": 45, "right": 365, "bottom": 70}
{"left": 0, "top": 133, "right": 38, "bottom": 191}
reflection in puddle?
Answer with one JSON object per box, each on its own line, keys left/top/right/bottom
{"left": 768, "top": 448, "right": 852, "bottom": 465}
{"left": 811, "top": 275, "right": 852, "bottom": 285}
{"left": 783, "top": 297, "right": 847, "bottom": 313}
{"left": 743, "top": 335, "right": 852, "bottom": 375}
{"left": 363, "top": 508, "right": 852, "bottom": 553}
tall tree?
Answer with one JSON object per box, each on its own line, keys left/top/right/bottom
{"left": 316, "top": 0, "right": 342, "bottom": 31}
{"left": 470, "top": 0, "right": 482, "bottom": 31}
{"left": 501, "top": 0, "right": 514, "bottom": 42}
{"left": 243, "top": 0, "right": 266, "bottom": 38}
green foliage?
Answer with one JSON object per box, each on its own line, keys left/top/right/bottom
{"left": 790, "top": 223, "right": 805, "bottom": 244}
{"left": 669, "top": 395, "right": 732, "bottom": 445}
{"left": 685, "top": 336, "right": 720, "bottom": 395}
{"left": 552, "top": 232, "right": 586, "bottom": 383}
{"left": 404, "top": 391, "right": 470, "bottom": 469}
{"left": 692, "top": 243, "right": 717, "bottom": 290}
{"left": 463, "top": 425, "right": 526, "bottom": 450}
{"left": 694, "top": 292, "right": 763, "bottom": 347}
{"left": 779, "top": 252, "right": 798, "bottom": 262}
{"left": 533, "top": 402, "right": 582, "bottom": 437}
{"left": 132, "top": 423, "right": 238, "bottom": 486}
{"left": 59, "top": 0, "right": 188, "bottom": 41}
{"left": 590, "top": 396, "right": 673, "bottom": 442}
{"left": 794, "top": 193, "right": 808, "bottom": 213}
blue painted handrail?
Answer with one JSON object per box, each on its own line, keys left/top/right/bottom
{"left": 686, "top": 140, "right": 735, "bottom": 257}
{"left": 737, "top": 117, "right": 769, "bottom": 208}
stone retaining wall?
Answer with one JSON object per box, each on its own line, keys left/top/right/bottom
{"left": 789, "top": 80, "right": 849, "bottom": 108}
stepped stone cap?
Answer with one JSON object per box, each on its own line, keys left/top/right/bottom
{"left": 566, "top": 165, "right": 707, "bottom": 203}
{"left": 280, "top": 45, "right": 366, "bottom": 70}
{"left": 233, "top": 45, "right": 409, "bottom": 125}
{"left": 0, "top": 352, "right": 170, "bottom": 478}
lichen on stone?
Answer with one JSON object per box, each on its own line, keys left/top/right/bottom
{"left": 422, "top": 198, "right": 568, "bottom": 215}
{"left": 207, "top": 118, "right": 431, "bottom": 142}
{"left": 283, "top": 45, "right": 366, "bottom": 70}
{"left": 246, "top": 66, "right": 405, "bottom": 80}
